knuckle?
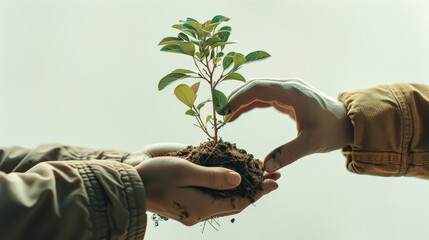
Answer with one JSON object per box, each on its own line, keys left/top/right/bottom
{"left": 208, "top": 169, "right": 216, "bottom": 188}
{"left": 272, "top": 145, "right": 298, "bottom": 166}
{"left": 247, "top": 79, "right": 265, "bottom": 90}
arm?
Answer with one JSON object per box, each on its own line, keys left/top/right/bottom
{"left": 0, "top": 144, "right": 129, "bottom": 173}
{"left": 227, "top": 79, "right": 429, "bottom": 178}
{"left": 0, "top": 159, "right": 147, "bottom": 240}
{"left": 339, "top": 83, "right": 429, "bottom": 178}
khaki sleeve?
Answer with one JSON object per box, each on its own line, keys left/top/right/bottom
{"left": 339, "top": 83, "right": 429, "bottom": 179}
{"left": 0, "top": 160, "right": 147, "bottom": 240}
{"left": 0, "top": 144, "right": 130, "bottom": 173}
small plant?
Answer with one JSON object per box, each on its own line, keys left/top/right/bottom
{"left": 158, "top": 15, "right": 270, "bottom": 144}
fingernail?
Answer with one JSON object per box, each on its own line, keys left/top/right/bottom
{"left": 227, "top": 172, "right": 241, "bottom": 186}
{"left": 265, "top": 159, "right": 278, "bottom": 172}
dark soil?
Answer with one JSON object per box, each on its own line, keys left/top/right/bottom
{"left": 167, "top": 140, "right": 264, "bottom": 203}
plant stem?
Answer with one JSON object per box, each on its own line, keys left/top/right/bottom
{"left": 206, "top": 57, "right": 218, "bottom": 144}
{"left": 192, "top": 106, "right": 214, "bottom": 139}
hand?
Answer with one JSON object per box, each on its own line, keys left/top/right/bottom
{"left": 228, "top": 79, "right": 354, "bottom": 172}
{"left": 135, "top": 156, "right": 279, "bottom": 226}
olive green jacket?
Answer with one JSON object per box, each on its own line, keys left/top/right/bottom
{"left": 0, "top": 145, "right": 146, "bottom": 240}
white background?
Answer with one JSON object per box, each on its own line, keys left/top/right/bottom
{"left": 1, "top": 0, "right": 429, "bottom": 239}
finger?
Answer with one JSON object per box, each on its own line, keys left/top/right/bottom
{"left": 206, "top": 179, "right": 279, "bottom": 218}
{"left": 264, "top": 131, "right": 311, "bottom": 172}
{"left": 140, "top": 143, "right": 189, "bottom": 158}
{"left": 264, "top": 171, "right": 281, "bottom": 181}
{"left": 229, "top": 101, "right": 297, "bottom": 122}
{"left": 179, "top": 164, "right": 242, "bottom": 190}
{"left": 228, "top": 101, "right": 273, "bottom": 121}
{"left": 228, "top": 79, "right": 304, "bottom": 117}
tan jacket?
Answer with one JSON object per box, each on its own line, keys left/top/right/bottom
{"left": 339, "top": 83, "right": 429, "bottom": 178}
{"left": 0, "top": 145, "right": 146, "bottom": 240}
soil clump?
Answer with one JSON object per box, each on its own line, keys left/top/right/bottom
{"left": 168, "top": 140, "right": 264, "bottom": 202}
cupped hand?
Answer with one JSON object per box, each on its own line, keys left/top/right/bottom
{"left": 227, "top": 79, "right": 354, "bottom": 172}
{"left": 135, "top": 156, "right": 279, "bottom": 226}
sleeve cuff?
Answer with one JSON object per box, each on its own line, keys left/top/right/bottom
{"left": 338, "top": 84, "right": 408, "bottom": 177}
{"left": 73, "top": 160, "right": 147, "bottom": 239}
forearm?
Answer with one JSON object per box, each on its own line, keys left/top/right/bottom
{"left": 0, "top": 144, "right": 130, "bottom": 173}
{"left": 0, "top": 160, "right": 147, "bottom": 240}
{"left": 339, "top": 83, "right": 429, "bottom": 178}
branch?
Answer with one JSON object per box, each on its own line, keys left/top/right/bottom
{"left": 193, "top": 106, "right": 214, "bottom": 139}
{"left": 214, "top": 67, "right": 235, "bottom": 88}
{"left": 193, "top": 57, "right": 210, "bottom": 84}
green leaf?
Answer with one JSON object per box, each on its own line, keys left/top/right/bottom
{"left": 211, "top": 41, "right": 237, "bottom": 49}
{"left": 172, "top": 24, "right": 182, "bottom": 30}
{"left": 174, "top": 84, "right": 196, "bottom": 108}
{"left": 158, "top": 37, "right": 182, "bottom": 46}
{"left": 212, "top": 89, "right": 229, "bottom": 115}
{"left": 233, "top": 53, "right": 246, "bottom": 69}
{"left": 158, "top": 73, "right": 190, "bottom": 90}
{"left": 222, "top": 51, "right": 236, "bottom": 70}
{"left": 216, "top": 52, "right": 224, "bottom": 58}
{"left": 245, "top": 51, "right": 271, "bottom": 64}
{"left": 160, "top": 44, "right": 183, "bottom": 54}
{"left": 204, "top": 49, "right": 210, "bottom": 59}
{"left": 178, "top": 33, "right": 189, "bottom": 41}
{"left": 185, "top": 109, "right": 197, "bottom": 116}
{"left": 191, "top": 82, "right": 200, "bottom": 95}
{"left": 205, "top": 37, "right": 222, "bottom": 46}
{"left": 179, "top": 42, "right": 195, "bottom": 56}
{"left": 202, "top": 20, "right": 211, "bottom": 28}
{"left": 172, "top": 69, "right": 197, "bottom": 74}
{"left": 193, "top": 123, "right": 203, "bottom": 130}
{"left": 211, "top": 15, "right": 230, "bottom": 24}
{"left": 195, "top": 52, "right": 201, "bottom": 59}
{"left": 191, "top": 39, "right": 202, "bottom": 46}
{"left": 197, "top": 99, "right": 211, "bottom": 110}
{"left": 203, "top": 24, "right": 215, "bottom": 33}
{"left": 213, "top": 57, "right": 222, "bottom": 64}
{"left": 186, "top": 17, "right": 199, "bottom": 23}
{"left": 217, "top": 26, "right": 232, "bottom": 42}
{"left": 223, "top": 72, "right": 246, "bottom": 82}
{"left": 202, "top": 29, "right": 211, "bottom": 38}
{"left": 186, "top": 21, "right": 202, "bottom": 36}
{"left": 206, "top": 115, "right": 212, "bottom": 123}
{"left": 182, "top": 23, "right": 199, "bottom": 37}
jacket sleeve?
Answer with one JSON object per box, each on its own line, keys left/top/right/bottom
{"left": 0, "top": 143, "right": 130, "bottom": 173}
{"left": 0, "top": 145, "right": 147, "bottom": 240}
{"left": 339, "top": 83, "right": 429, "bottom": 179}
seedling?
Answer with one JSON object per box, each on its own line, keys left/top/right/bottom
{"left": 158, "top": 15, "right": 270, "bottom": 144}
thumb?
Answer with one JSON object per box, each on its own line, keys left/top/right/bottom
{"left": 181, "top": 164, "right": 242, "bottom": 190}
{"left": 264, "top": 132, "right": 311, "bottom": 172}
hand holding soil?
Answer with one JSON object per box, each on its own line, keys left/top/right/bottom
{"left": 131, "top": 143, "right": 279, "bottom": 226}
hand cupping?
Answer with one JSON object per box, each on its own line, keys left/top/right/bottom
{"left": 128, "top": 143, "right": 279, "bottom": 226}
